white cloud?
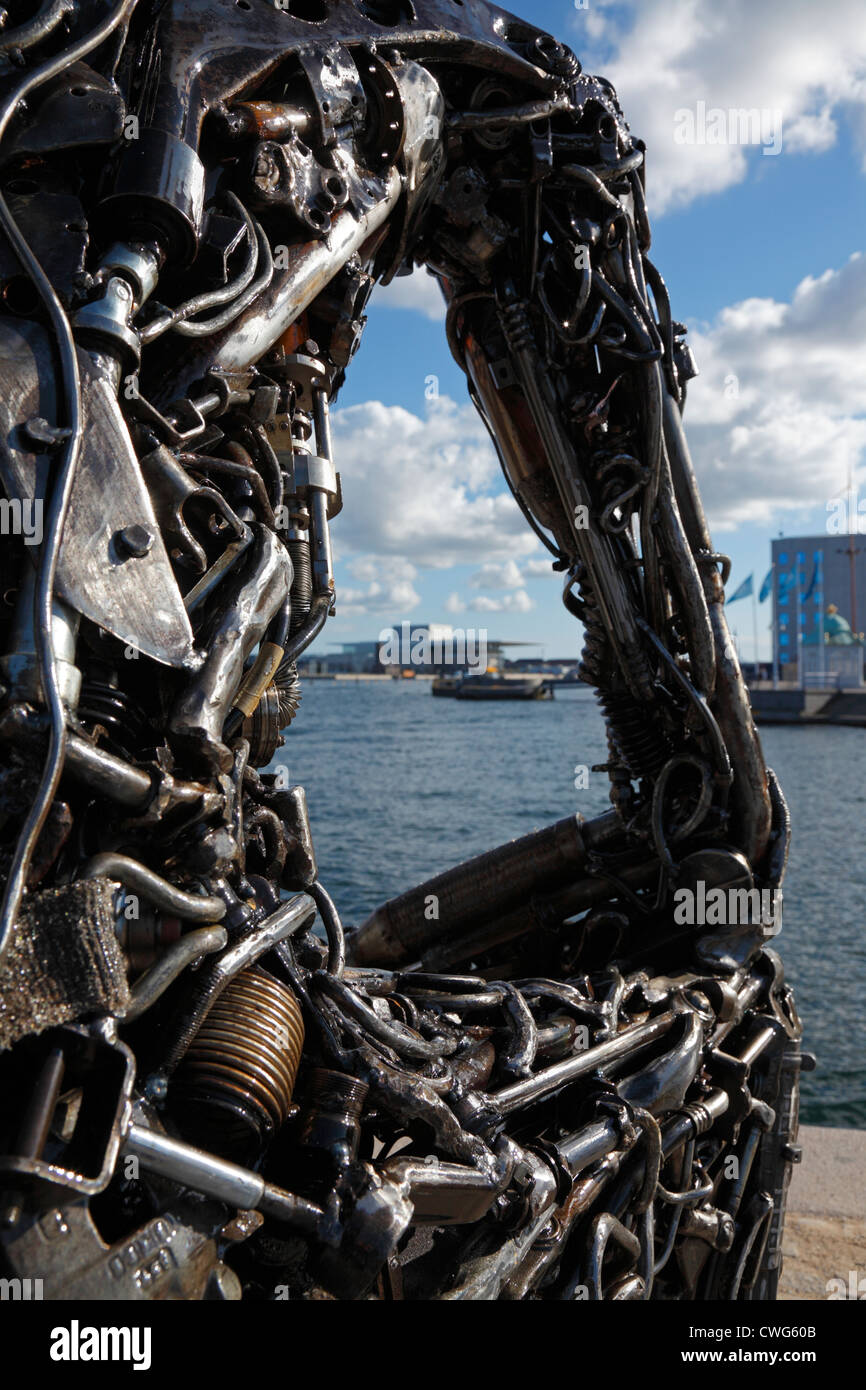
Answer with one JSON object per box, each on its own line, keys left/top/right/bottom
{"left": 571, "top": 0, "right": 866, "bottom": 213}
{"left": 337, "top": 556, "right": 421, "bottom": 615}
{"left": 447, "top": 590, "right": 535, "bottom": 615}
{"left": 330, "top": 250, "right": 866, "bottom": 587}
{"left": 785, "top": 107, "right": 838, "bottom": 156}
{"left": 681, "top": 252, "right": 866, "bottom": 526}
{"left": 371, "top": 268, "right": 445, "bottom": 320}
{"left": 469, "top": 559, "right": 525, "bottom": 590}
{"left": 329, "top": 396, "right": 538, "bottom": 568}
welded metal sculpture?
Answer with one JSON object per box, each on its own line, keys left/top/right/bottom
{"left": 0, "top": 0, "right": 806, "bottom": 1301}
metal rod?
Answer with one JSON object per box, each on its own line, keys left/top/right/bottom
{"left": 82, "top": 853, "right": 227, "bottom": 923}
{"left": 491, "top": 1013, "right": 677, "bottom": 1115}
{"left": 124, "top": 926, "right": 228, "bottom": 1022}
{"left": 65, "top": 733, "right": 220, "bottom": 814}
{"left": 123, "top": 1123, "right": 322, "bottom": 1233}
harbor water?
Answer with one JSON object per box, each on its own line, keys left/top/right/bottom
{"left": 273, "top": 679, "right": 866, "bottom": 1129}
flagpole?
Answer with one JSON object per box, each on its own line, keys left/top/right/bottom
{"left": 751, "top": 586, "right": 759, "bottom": 683}
{"left": 778, "top": 564, "right": 783, "bottom": 689}
{"left": 817, "top": 552, "right": 825, "bottom": 685}
{"left": 795, "top": 565, "right": 802, "bottom": 688}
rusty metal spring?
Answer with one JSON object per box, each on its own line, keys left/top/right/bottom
{"left": 577, "top": 573, "right": 609, "bottom": 688}
{"left": 172, "top": 966, "right": 304, "bottom": 1156}
{"left": 599, "top": 688, "right": 669, "bottom": 779}
{"left": 577, "top": 569, "right": 669, "bottom": 779}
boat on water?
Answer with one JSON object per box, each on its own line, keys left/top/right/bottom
{"left": 431, "top": 674, "right": 462, "bottom": 697}
{"left": 453, "top": 673, "right": 552, "bottom": 701}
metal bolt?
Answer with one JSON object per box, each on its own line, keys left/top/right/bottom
{"left": 23, "top": 416, "right": 72, "bottom": 451}
{"left": 117, "top": 524, "right": 154, "bottom": 559}
{"left": 717, "top": 1212, "right": 735, "bottom": 1252}
{"left": 144, "top": 1072, "right": 168, "bottom": 1101}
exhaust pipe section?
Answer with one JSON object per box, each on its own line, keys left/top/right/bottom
{"left": 155, "top": 171, "right": 402, "bottom": 406}
{"left": 349, "top": 810, "right": 631, "bottom": 969}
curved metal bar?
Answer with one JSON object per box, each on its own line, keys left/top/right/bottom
{"left": 314, "top": 971, "right": 456, "bottom": 1062}
{"left": 636, "top": 615, "right": 733, "bottom": 789}
{"left": 139, "top": 193, "right": 259, "bottom": 343}
{"left": 172, "top": 215, "right": 273, "bottom": 336}
{"left": 309, "top": 879, "right": 346, "bottom": 979}
{"left": 82, "top": 853, "right": 227, "bottom": 923}
{"left": 497, "top": 982, "right": 539, "bottom": 1079}
{"left": 650, "top": 755, "right": 714, "bottom": 871}
{"left": 0, "top": 0, "right": 75, "bottom": 55}
{"left": 585, "top": 1212, "right": 642, "bottom": 1300}
{"left": 124, "top": 925, "right": 228, "bottom": 1022}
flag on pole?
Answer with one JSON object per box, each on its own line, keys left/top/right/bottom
{"left": 777, "top": 568, "right": 797, "bottom": 601}
{"left": 758, "top": 568, "right": 773, "bottom": 603}
{"left": 727, "top": 574, "right": 754, "bottom": 604}
{"left": 802, "top": 556, "right": 820, "bottom": 602}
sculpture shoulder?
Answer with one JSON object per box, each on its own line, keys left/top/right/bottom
{"left": 140, "top": 0, "right": 601, "bottom": 103}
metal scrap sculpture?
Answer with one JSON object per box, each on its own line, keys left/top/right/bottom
{"left": 0, "top": 0, "right": 806, "bottom": 1300}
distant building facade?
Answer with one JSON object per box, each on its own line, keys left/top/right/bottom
{"left": 771, "top": 535, "right": 866, "bottom": 682}
{"left": 800, "top": 606, "right": 865, "bottom": 686}
{"left": 300, "top": 641, "right": 382, "bottom": 675}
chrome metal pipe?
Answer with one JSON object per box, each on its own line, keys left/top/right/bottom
{"left": 123, "top": 1123, "right": 322, "bottom": 1232}
{"left": 491, "top": 1012, "right": 677, "bottom": 1116}
{"left": 124, "top": 926, "right": 228, "bottom": 1022}
{"left": 157, "top": 171, "right": 401, "bottom": 405}
{"left": 65, "top": 734, "right": 220, "bottom": 814}
{"left": 82, "top": 853, "right": 227, "bottom": 923}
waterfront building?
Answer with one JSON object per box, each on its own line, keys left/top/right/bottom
{"left": 771, "top": 536, "right": 866, "bottom": 683}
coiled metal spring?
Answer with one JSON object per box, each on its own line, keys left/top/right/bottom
{"left": 172, "top": 966, "right": 304, "bottom": 1157}
{"left": 599, "top": 689, "right": 669, "bottom": 779}
{"left": 577, "top": 571, "right": 669, "bottom": 779}
{"left": 577, "top": 575, "right": 609, "bottom": 688}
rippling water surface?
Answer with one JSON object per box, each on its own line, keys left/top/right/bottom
{"left": 273, "top": 680, "right": 866, "bottom": 1127}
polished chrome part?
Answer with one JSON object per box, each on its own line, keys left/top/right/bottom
{"left": 157, "top": 170, "right": 402, "bottom": 404}
{"left": 122, "top": 1122, "right": 322, "bottom": 1230}
{"left": 82, "top": 852, "right": 228, "bottom": 923}
{"left": 0, "top": 565, "right": 81, "bottom": 711}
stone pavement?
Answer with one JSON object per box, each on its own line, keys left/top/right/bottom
{"left": 779, "top": 1125, "right": 866, "bottom": 1301}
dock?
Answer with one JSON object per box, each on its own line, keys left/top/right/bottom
{"left": 779, "top": 1125, "right": 866, "bottom": 1300}
{"left": 750, "top": 688, "right": 866, "bottom": 727}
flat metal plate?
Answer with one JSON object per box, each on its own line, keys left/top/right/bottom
{"left": 0, "top": 318, "right": 198, "bottom": 669}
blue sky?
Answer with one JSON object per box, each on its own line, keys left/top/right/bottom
{"left": 317, "top": 0, "right": 866, "bottom": 665}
